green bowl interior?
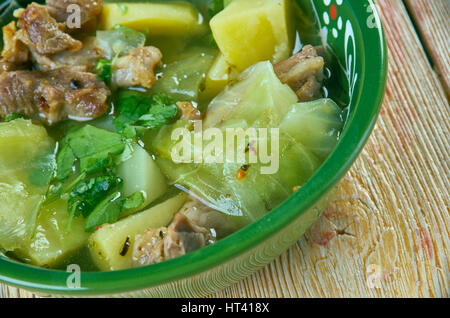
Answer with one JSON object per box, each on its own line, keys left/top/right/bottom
{"left": 0, "top": 0, "right": 387, "bottom": 295}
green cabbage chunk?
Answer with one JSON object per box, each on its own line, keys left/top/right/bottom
{"left": 96, "top": 26, "right": 146, "bottom": 59}
{"left": 0, "top": 119, "right": 56, "bottom": 251}
{"left": 151, "top": 62, "right": 343, "bottom": 224}
{"left": 150, "top": 47, "right": 216, "bottom": 101}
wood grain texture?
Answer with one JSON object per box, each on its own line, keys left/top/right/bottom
{"left": 1, "top": 0, "right": 449, "bottom": 298}
{"left": 405, "top": 0, "right": 450, "bottom": 97}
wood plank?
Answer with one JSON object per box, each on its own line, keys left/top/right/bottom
{"left": 212, "top": 0, "right": 450, "bottom": 298}
{"left": 1, "top": 0, "right": 449, "bottom": 298}
{"left": 404, "top": 0, "right": 450, "bottom": 97}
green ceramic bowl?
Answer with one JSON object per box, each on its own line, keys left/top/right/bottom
{"left": 0, "top": 0, "right": 387, "bottom": 297}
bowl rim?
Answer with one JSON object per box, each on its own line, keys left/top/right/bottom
{"left": 0, "top": 0, "right": 388, "bottom": 296}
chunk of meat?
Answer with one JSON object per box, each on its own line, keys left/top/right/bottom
{"left": 16, "top": 3, "right": 82, "bottom": 55}
{"left": 176, "top": 101, "right": 202, "bottom": 120}
{"left": 52, "top": 36, "right": 106, "bottom": 71}
{"left": 0, "top": 67, "right": 110, "bottom": 125}
{"left": 164, "top": 213, "right": 213, "bottom": 260}
{"left": 26, "top": 36, "right": 105, "bottom": 72}
{"left": 133, "top": 213, "right": 212, "bottom": 267}
{"left": 46, "top": 0, "right": 103, "bottom": 31}
{"left": 132, "top": 196, "right": 239, "bottom": 267}
{"left": 274, "top": 45, "right": 324, "bottom": 102}
{"left": 178, "top": 197, "right": 239, "bottom": 239}
{"left": 1, "top": 22, "right": 29, "bottom": 65}
{"left": 132, "top": 228, "right": 167, "bottom": 265}
{"left": 111, "top": 46, "right": 162, "bottom": 89}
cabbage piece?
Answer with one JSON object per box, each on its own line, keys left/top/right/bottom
{"left": 0, "top": 119, "right": 56, "bottom": 251}
{"left": 151, "top": 63, "right": 343, "bottom": 224}
{"left": 204, "top": 61, "right": 298, "bottom": 128}
{"left": 150, "top": 47, "right": 216, "bottom": 101}
{"left": 280, "top": 99, "right": 343, "bottom": 159}
{"left": 13, "top": 199, "right": 89, "bottom": 267}
{"left": 96, "top": 26, "right": 146, "bottom": 59}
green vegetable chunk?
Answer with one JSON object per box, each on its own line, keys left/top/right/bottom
{"left": 14, "top": 199, "right": 89, "bottom": 267}
{"left": 96, "top": 25, "right": 146, "bottom": 59}
{"left": 0, "top": 119, "right": 56, "bottom": 251}
{"left": 117, "top": 144, "right": 168, "bottom": 211}
{"left": 152, "top": 62, "right": 343, "bottom": 224}
{"left": 151, "top": 48, "right": 216, "bottom": 101}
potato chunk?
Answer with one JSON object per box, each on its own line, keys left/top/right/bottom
{"left": 210, "top": 0, "right": 294, "bottom": 72}
{"left": 89, "top": 193, "right": 187, "bottom": 271}
{"left": 117, "top": 144, "right": 167, "bottom": 211}
{"left": 201, "top": 53, "right": 239, "bottom": 101}
{"left": 100, "top": 2, "right": 202, "bottom": 35}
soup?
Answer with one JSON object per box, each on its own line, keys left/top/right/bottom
{"left": 0, "top": 0, "right": 344, "bottom": 271}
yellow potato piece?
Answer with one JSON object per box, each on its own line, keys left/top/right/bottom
{"left": 100, "top": 2, "right": 202, "bottom": 35}
{"left": 89, "top": 193, "right": 187, "bottom": 271}
{"left": 201, "top": 53, "right": 239, "bottom": 100}
{"left": 210, "top": 0, "right": 294, "bottom": 72}
{"left": 117, "top": 144, "right": 167, "bottom": 211}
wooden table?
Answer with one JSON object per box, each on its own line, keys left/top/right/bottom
{"left": 1, "top": 0, "right": 449, "bottom": 298}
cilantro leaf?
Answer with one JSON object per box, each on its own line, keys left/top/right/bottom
{"left": 95, "top": 59, "right": 112, "bottom": 85}
{"left": 113, "top": 92, "right": 179, "bottom": 136}
{"left": 57, "top": 125, "right": 126, "bottom": 179}
{"left": 207, "top": 0, "right": 224, "bottom": 18}
{"left": 137, "top": 103, "right": 179, "bottom": 130}
{"left": 113, "top": 94, "right": 152, "bottom": 132}
{"left": 84, "top": 190, "right": 144, "bottom": 232}
{"left": 84, "top": 191, "right": 122, "bottom": 232}
{"left": 4, "top": 113, "right": 23, "bottom": 122}
{"left": 122, "top": 191, "right": 145, "bottom": 211}
{"left": 55, "top": 143, "right": 76, "bottom": 181}
{"left": 69, "top": 175, "right": 123, "bottom": 218}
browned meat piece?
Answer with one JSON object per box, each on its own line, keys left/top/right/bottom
{"left": 26, "top": 36, "right": 105, "bottom": 72}
{"left": 133, "top": 213, "right": 212, "bottom": 267}
{"left": 112, "top": 46, "right": 162, "bottom": 89}
{"left": 274, "top": 45, "right": 324, "bottom": 102}
{"left": 0, "top": 67, "right": 110, "bottom": 125}
{"left": 295, "top": 76, "right": 322, "bottom": 102}
{"left": 164, "top": 213, "right": 213, "bottom": 260}
{"left": 177, "top": 197, "right": 239, "bottom": 239}
{"left": 176, "top": 101, "right": 202, "bottom": 120}
{"left": 52, "top": 36, "right": 106, "bottom": 71}
{"left": 46, "top": 0, "right": 103, "bottom": 30}
{"left": 132, "top": 196, "right": 240, "bottom": 267}
{"left": 132, "top": 228, "right": 167, "bottom": 265}
{"left": 16, "top": 3, "right": 82, "bottom": 55}
{"left": 1, "top": 22, "right": 29, "bottom": 65}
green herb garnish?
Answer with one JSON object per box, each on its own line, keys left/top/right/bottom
{"left": 113, "top": 92, "right": 179, "bottom": 137}
{"left": 44, "top": 125, "right": 145, "bottom": 232}
{"left": 95, "top": 59, "right": 112, "bottom": 85}
{"left": 4, "top": 113, "right": 23, "bottom": 122}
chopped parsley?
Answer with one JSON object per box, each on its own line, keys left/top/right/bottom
{"left": 95, "top": 59, "right": 112, "bottom": 85}
{"left": 113, "top": 91, "right": 179, "bottom": 138}
{"left": 44, "top": 125, "right": 144, "bottom": 232}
